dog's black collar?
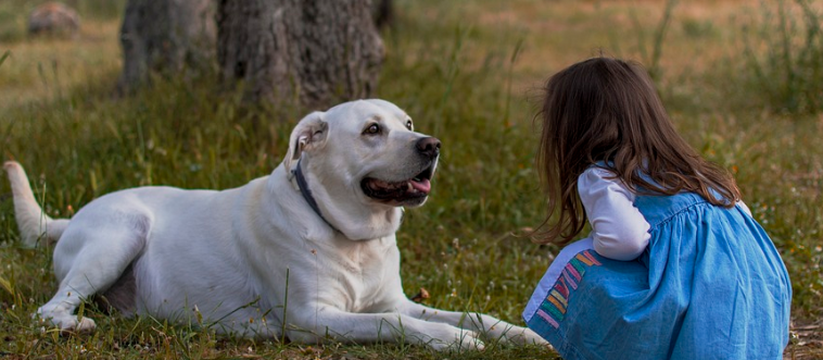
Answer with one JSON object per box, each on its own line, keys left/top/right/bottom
{"left": 294, "top": 160, "right": 338, "bottom": 232}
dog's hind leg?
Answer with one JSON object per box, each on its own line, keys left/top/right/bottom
{"left": 37, "top": 211, "right": 149, "bottom": 333}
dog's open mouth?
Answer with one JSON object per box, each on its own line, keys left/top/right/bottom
{"left": 361, "top": 165, "right": 434, "bottom": 204}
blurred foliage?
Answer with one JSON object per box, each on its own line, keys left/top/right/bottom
{"left": 0, "top": 0, "right": 124, "bottom": 42}
{"left": 738, "top": 0, "right": 823, "bottom": 114}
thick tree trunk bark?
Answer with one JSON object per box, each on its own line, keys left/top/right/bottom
{"left": 217, "top": 0, "right": 384, "bottom": 108}
{"left": 117, "top": 0, "right": 216, "bottom": 93}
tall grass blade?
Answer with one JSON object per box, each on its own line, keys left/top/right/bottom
{"left": 0, "top": 50, "right": 10, "bottom": 67}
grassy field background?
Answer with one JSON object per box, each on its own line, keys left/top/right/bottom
{"left": 1, "top": 0, "right": 822, "bottom": 358}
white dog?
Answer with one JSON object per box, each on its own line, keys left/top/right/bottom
{"left": 5, "top": 99, "right": 545, "bottom": 350}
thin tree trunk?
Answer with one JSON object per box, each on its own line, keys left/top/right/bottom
{"left": 372, "top": 0, "right": 394, "bottom": 29}
{"left": 117, "top": 0, "right": 216, "bottom": 93}
{"left": 217, "top": 0, "right": 384, "bottom": 108}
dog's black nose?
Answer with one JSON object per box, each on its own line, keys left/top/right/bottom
{"left": 416, "top": 137, "right": 441, "bottom": 159}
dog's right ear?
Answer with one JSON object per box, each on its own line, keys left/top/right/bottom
{"left": 283, "top": 111, "right": 328, "bottom": 174}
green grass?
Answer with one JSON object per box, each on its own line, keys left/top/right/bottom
{"left": 1, "top": 0, "right": 822, "bottom": 359}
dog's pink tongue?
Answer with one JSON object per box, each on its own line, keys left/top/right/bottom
{"left": 410, "top": 179, "right": 431, "bottom": 193}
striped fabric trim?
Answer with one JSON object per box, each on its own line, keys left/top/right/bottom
{"left": 534, "top": 250, "right": 602, "bottom": 329}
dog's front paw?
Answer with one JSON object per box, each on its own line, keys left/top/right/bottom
{"left": 65, "top": 316, "right": 96, "bottom": 334}
{"left": 428, "top": 328, "right": 485, "bottom": 352}
{"left": 35, "top": 306, "right": 96, "bottom": 335}
{"left": 499, "top": 326, "right": 550, "bottom": 347}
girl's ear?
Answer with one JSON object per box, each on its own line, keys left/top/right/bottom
{"left": 283, "top": 111, "right": 328, "bottom": 174}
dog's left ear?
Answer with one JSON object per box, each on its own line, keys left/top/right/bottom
{"left": 283, "top": 111, "right": 328, "bottom": 174}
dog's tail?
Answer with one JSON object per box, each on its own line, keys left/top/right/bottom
{"left": 4, "top": 161, "right": 69, "bottom": 248}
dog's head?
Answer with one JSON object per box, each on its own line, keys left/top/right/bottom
{"left": 283, "top": 99, "right": 439, "bottom": 240}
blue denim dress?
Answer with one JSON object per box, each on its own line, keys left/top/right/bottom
{"left": 523, "top": 191, "right": 792, "bottom": 360}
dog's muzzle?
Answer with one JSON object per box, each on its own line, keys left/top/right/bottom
{"left": 360, "top": 137, "right": 440, "bottom": 206}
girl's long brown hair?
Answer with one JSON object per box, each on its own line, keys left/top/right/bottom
{"left": 535, "top": 57, "right": 741, "bottom": 245}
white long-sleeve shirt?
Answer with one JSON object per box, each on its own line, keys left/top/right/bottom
{"left": 578, "top": 167, "right": 752, "bottom": 261}
{"left": 578, "top": 167, "right": 651, "bottom": 261}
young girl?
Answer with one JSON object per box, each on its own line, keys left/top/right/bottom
{"left": 523, "top": 57, "right": 791, "bottom": 360}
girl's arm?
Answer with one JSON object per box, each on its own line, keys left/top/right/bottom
{"left": 578, "top": 167, "right": 651, "bottom": 261}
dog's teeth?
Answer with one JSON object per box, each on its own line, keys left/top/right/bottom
{"left": 407, "top": 182, "right": 413, "bottom": 191}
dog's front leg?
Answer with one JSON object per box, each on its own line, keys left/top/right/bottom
{"left": 285, "top": 306, "right": 484, "bottom": 351}
{"left": 398, "top": 301, "right": 547, "bottom": 346}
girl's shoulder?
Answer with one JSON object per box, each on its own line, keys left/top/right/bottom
{"left": 578, "top": 164, "right": 623, "bottom": 189}
{"left": 582, "top": 162, "right": 623, "bottom": 179}
{"left": 577, "top": 164, "right": 636, "bottom": 202}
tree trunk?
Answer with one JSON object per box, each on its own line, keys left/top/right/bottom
{"left": 117, "top": 0, "right": 216, "bottom": 93}
{"left": 217, "top": 0, "right": 385, "bottom": 108}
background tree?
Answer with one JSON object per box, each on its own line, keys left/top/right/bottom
{"left": 217, "top": 0, "right": 385, "bottom": 108}
{"left": 117, "top": 0, "right": 216, "bottom": 93}
{"left": 372, "top": 0, "right": 394, "bottom": 29}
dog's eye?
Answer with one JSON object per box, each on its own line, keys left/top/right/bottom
{"left": 405, "top": 120, "right": 413, "bottom": 130}
{"left": 364, "top": 124, "right": 380, "bottom": 135}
